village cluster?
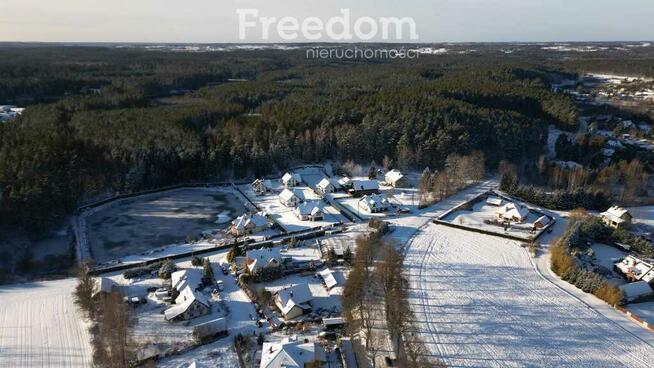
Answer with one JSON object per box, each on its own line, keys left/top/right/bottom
{"left": 88, "top": 166, "right": 420, "bottom": 367}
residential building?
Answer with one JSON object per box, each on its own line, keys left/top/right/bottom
{"left": 496, "top": 202, "right": 529, "bottom": 223}
{"left": 384, "top": 169, "right": 410, "bottom": 188}
{"left": 252, "top": 179, "right": 273, "bottom": 195}
{"left": 171, "top": 269, "right": 203, "bottom": 292}
{"left": 359, "top": 194, "right": 390, "bottom": 213}
{"left": 294, "top": 202, "right": 324, "bottom": 221}
{"left": 486, "top": 197, "right": 503, "bottom": 206}
{"left": 282, "top": 173, "right": 302, "bottom": 187}
{"left": 274, "top": 284, "right": 313, "bottom": 319}
{"left": 316, "top": 178, "right": 336, "bottom": 194}
{"left": 349, "top": 180, "right": 380, "bottom": 196}
{"left": 164, "top": 286, "right": 211, "bottom": 321}
{"left": 533, "top": 215, "right": 552, "bottom": 230}
{"left": 246, "top": 247, "right": 283, "bottom": 274}
{"left": 260, "top": 337, "right": 326, "bottom": 368}
{"left": 231, "top": 213, "right": 269, "bottom": 236}
{"left": 318, "top": 268, "right": 338, "bottom": 290}
{"left": 615, "top": 255, "right": 654, "bottom": 282}
{"left": 192, "top": 318, "right": 228, "bottom": 340}
{"left": 279, "top": 188, "right": 301, "bottom": 207}
{"left": 600, "top": 206, "right": 632, "bottom": 229}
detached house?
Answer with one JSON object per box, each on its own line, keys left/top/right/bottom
{"left": 246, "top": 247, "right": 283, "bottom": 274}
{"left": 164, "top": 286, "right": 211, "bottom": 321}
{"left": 274, "top": 284, "right": 313, "bottom": 319}
{"left": 294, "top": 202, "right": 324, "bottom": 221}
{"left": 359, "top": 194, "right": 390, "bottom": 213}
{"left": 231, "top": 213, "right": 269, "bottom": 236}
{"left": 316, "top": 178, "right": 336, "bottom": 194}
{"left": 260, "top": 337, "right": 326, "bottom": 368}
{"left": 279, "top": 188, "right": 301, "bottom": 207}
{"left": 600, "top": 206, "right": 632, "bottom": 229}
{"left": 282, "top": 173, "right": 302, "bottom": 188}
{"left": 349, "top": 180, "right": 380, "bottom": 197}
{"left": 384, "top": 169, "right": 410, "bottom": 188}
{"left": 496, "top": 202, "right": 529, "bottom": 223}
{"left": 252, "top": 179, "right": 273, "bottom": 195}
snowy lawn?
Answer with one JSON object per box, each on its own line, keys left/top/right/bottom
{"left": 0, "top": 278, "right": 92, "bottom": 367}
{"left": 404, "top": 224, "right": 654, "bottom": 367}
{"left": 627, "top": 301, "right": 654, "bottom": 326}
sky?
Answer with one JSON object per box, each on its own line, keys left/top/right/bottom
{"left": 1, "top": 0, "right": 654, "bottom": 43}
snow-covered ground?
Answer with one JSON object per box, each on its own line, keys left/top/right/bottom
{"left": 404, "top": 223, "right": 654, "bottom": 367}
{"left": 628, "top": 206, "right": 654, "bottom": 228}
{"left": 239, "top": 182, "right": 347, "bottom": 232}
{"left": 0, "top": 278, "right": 92, "bottom": 367}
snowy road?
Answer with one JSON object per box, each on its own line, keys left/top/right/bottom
{"left": 405, "top": 224, "right": 654, "bottom": 367}
{"left": 0, "top": 278, "right": 92, "bottom": 367}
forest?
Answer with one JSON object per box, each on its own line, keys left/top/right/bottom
{"left": 0, "top": 44, "right": 651, "bottom": 231}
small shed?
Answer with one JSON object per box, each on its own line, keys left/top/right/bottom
{"left": 619, "top": 281, "right": 654, "bottom": 303}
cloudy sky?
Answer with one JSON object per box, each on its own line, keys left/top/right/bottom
{"left": 2, "top": 0, "right": 653, "bottom": 43}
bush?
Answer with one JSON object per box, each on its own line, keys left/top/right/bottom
{"left": 594, "top": 283, "right": 624, "bottom": 306}
{"left": 191, "top": 256, "right": 203, "bottom": 267}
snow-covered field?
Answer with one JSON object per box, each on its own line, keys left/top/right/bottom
{"left": 405, "top": 224, "right": 654, "bottom": 367}
{"left": 628, "top": 301, "right": 654, "bottom": 326}
{"left": 0, "top": 278, "right": 92, "bottom": 367}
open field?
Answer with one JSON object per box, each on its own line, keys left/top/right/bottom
{"left": 405, "top": 224, "right": 654, "bottom": 367}
{"left": 0, "top": 278, "right": 92, "bottom": 367}
{"left": 86, "top": 188, "right": 247, "bottom": 262}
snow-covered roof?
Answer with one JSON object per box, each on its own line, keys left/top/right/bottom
{"left": 276, "top": 284, "right": 312, "bottom": 315}
{"left": 496, "top": 202, "right": 529, "bottom": 222}
{"left": 192, "top": 318, "right": 227, "bottom": 339}
{"left": 619, "top": 281, "right": 653, "bottom": 301}
{"left": 359, "top": 194, "right": 389, "bottom": 209}
{"left": 322, "top": 317, "right": 345, "bottom": 326}
{"left": 338, "top": 177, "right": 352, "bottom": 186}
{"left": 535, "top": 215, "right": 551, "bottom": 225}
{"left": 279, "top": 188, "right": 299, "bottom": 201}
{"left": 615, "top": 255, "right": 654, "bottom": 281}
{"left": 317, "top": 178, "right": 334, "bottom": 191}
{"left": 165, "top": 286, "right": 210, "bottom": 320}
{"left": 171, "top": 269, "right": 203, "bottom": 292}
{"left": 232, "top": 213, "right": 268, "bottom": 231}
{"left": 601, "top": 206, "right": 632, "bottom": 223}
{"left": 187, "top": 361, "right": 205, "bottom": 368}
{"left": 318, "top": 268, "right": 338, "bottom": 289}
{"left": 294, "top": 201, "right": 323, "bottom": 217}
{"left": 385, "top": 169, "right": 405, "bottom": 183}
{"left": 252, "top": 178, "right": 273, "bottom": 189}
{"left": 486, "top": 197, "right": 503, "bottom": 206}
{"left": 350, "top": 179, "right": 379, "bottom": 191}
{"left": 247, "top": 247, "right": 282, "bottom": 272}
{"left": 260, "top": 338, "right": 326, "bottom": 368}
{"left": 282, "top": 172, "right": 302, "bottom": 184}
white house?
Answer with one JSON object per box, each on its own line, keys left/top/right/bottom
{"left": 359, "top": 194, "right": 390, "bottom": 213}
{"left": 282, "top": 173, "right": 302, "bottom": 187}
{"left": 252, "top": 179, "right": 273, "bottom": 195}
{"left": 384, "top": 169, "right": 410, "bottom": 188}
{"left": 349, "top": 180, "right": 380, "bottom": 196}
{"left": 316, "top": 178, "right": 336, "bottom": 194}
{"left": 165, "top": 286, "right": 211, "bottom": 321}
{"left": 274, "top": 284, "right": 313, "bottom": 319}
{"left": 279, "top": 188, "right": 301, "bottom": 207}
{"left": 496, "top": 202, "right": 529, "bottom": 223}
{"left": 338, "top": 177, "right": 352, "bottom": 190}
{"left": 260, "top": 337, "right": 326, "bottom": 368}
{"left": 231, "top": 213, "right": 269, "bottom": 236}
{"left": 246, "top": 247, "right": 283, "bottom": 274}
{"left": 619, "top": 281, "right": 654, "bottom": 303}
{"left": 600, "top": 206, "right": 632, "bottom": 229}
{"left": 294, "top": 201, "right": 324, "bottom": 221}
{"left": 171, "top": 269, "right": 203, "bottom": 292}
